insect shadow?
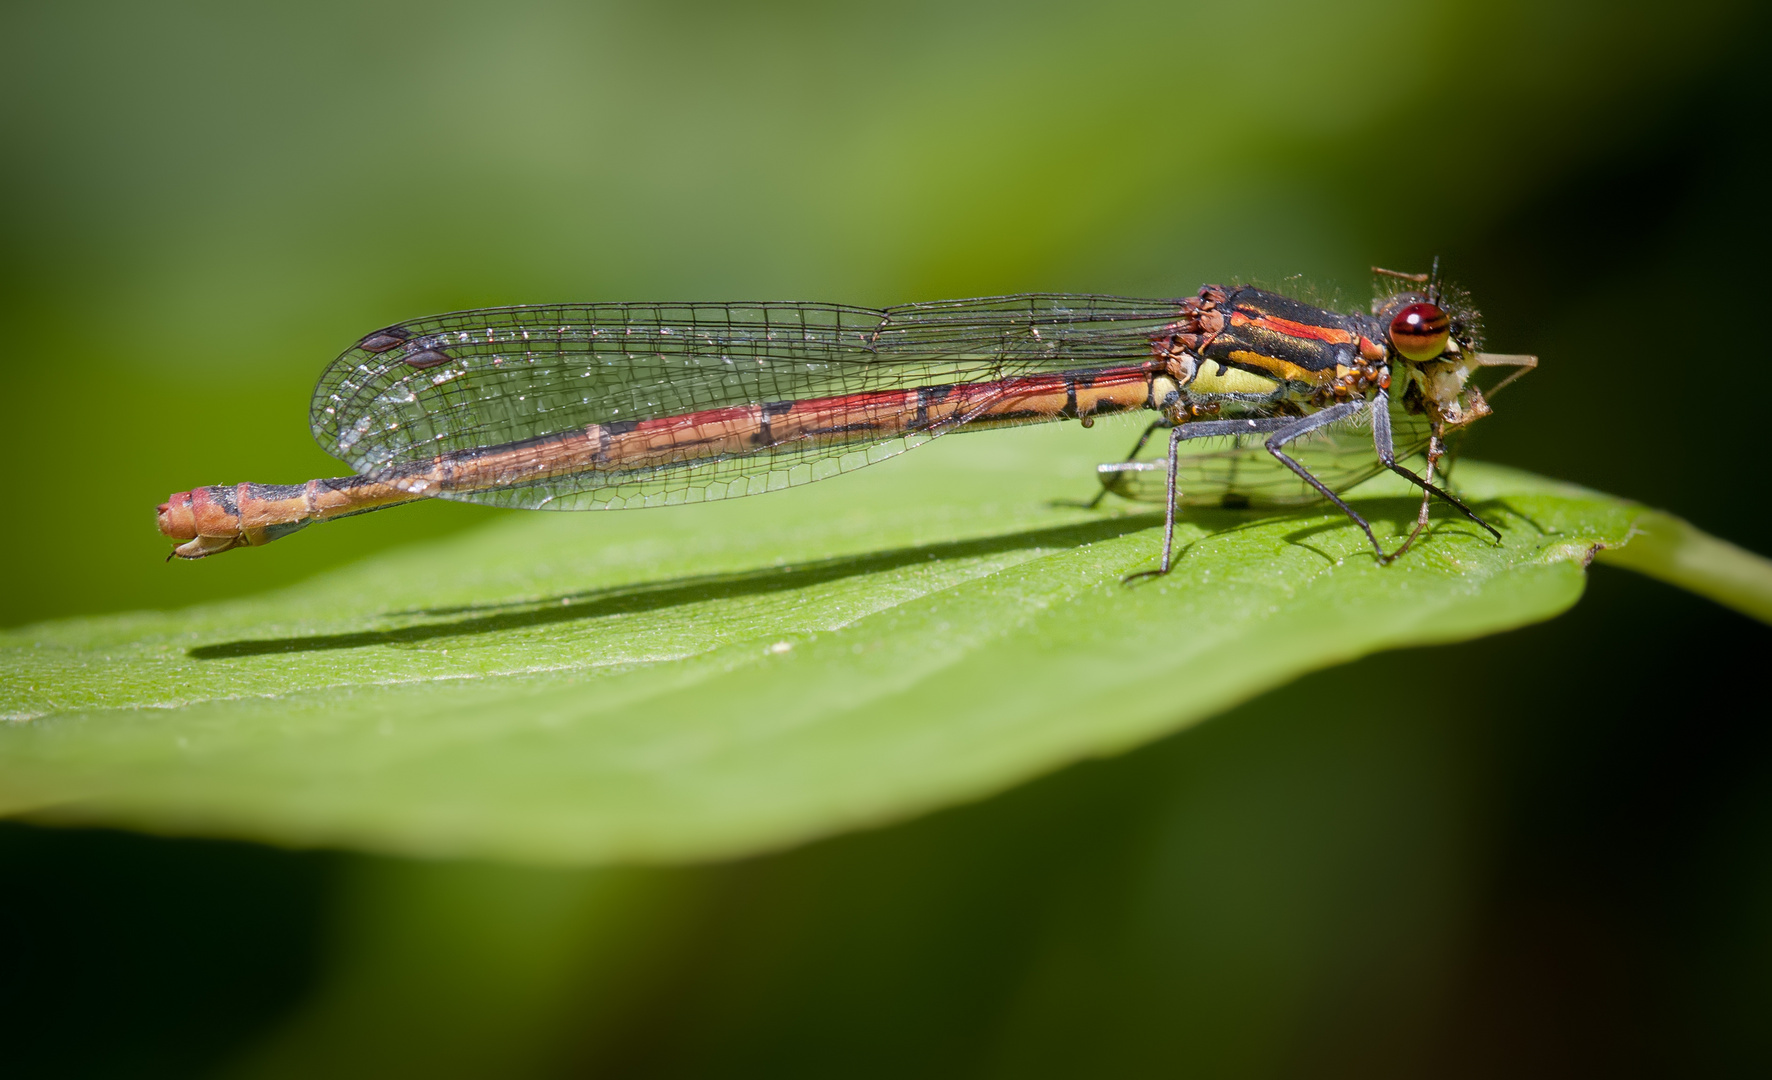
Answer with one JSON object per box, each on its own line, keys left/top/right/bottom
{"left": 1133, "top": 494, "right": 1520, "bottom": 575}
{"left": 188, "top": 494, "right": 1525, "bottom": 659}
{"left": 187, "top": 511, "right": 1166, "bottom": 660}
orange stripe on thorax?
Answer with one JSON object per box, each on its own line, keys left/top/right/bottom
{"left": 1229, "top": 310, "right": 1356, "bottom": 345}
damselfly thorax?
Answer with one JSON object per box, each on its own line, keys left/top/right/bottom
{"left": 157, "top": 267, "right": 1534, "bottom": 573}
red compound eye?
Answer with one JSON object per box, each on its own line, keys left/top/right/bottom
{"left": 1389, "top": 302, "right": 1451, "bottom": 362}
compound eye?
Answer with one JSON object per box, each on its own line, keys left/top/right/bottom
{"left": 1389, "top": 302, "right": 1451, "bottom": 362}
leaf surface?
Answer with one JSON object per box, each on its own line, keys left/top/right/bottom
{"left": 1, "top": 423, "right": 1649, "bottom": 862}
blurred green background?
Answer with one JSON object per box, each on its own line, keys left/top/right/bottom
{"left": 3, "top": 0, "right": 1769, "bottom": 1076}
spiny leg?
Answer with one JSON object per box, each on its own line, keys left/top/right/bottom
{"left": 1123, "top": 426, "right": 1186, "bottom": 581}
{"left": 1125, "top": 417, "right": 1298, "bottom": 581}
{"left": 1161, "top": 425, "right": 1182, "bottom": 571}
{"left": 1085, "top": 419, "right": 1168, "bottom": 509}
{"left": 1370, "top": 389, "right": 1501, "bottom": 556}
{"left": 1262, "top": 401, "right": 1388, "bottom": 556}
{"left": 1473, "top": 352, "right": 1538, "bottom": 398}
{"left": 1387, "top": 433, "right": 1444, "bottom": 562}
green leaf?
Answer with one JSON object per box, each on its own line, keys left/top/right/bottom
{"left": 1591, "top": 509, "right": 1772, "bottom": 624}
{"left": 0, "top": 422, "right": 1711, "bottom": 863}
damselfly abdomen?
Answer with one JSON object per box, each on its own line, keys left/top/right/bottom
{"left": 157, "top": 267, "right": 1534, "bottom": 573}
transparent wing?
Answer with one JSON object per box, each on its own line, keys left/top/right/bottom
{"left": 311, "top": 295, "right": 1183, "bottom": 510}
{"left": 1098, "top": 396, "right": 1436, "bottom": 507}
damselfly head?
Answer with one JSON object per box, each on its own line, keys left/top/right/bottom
{"left": 1369, "top": 271, "right": 1495, "bottom": 431}
{"left": 1390, "top": 269, "right": 1538, "bottom": 402}
{"left": 1373, "top": 291, "right": 1481, "bottom": 365}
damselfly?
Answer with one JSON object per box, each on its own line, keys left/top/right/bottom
{"left": 157, "top": 265, "right": 1534, "bottom": 573}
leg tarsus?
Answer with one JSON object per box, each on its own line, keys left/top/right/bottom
{"left": 1123, "top": 425, "right": 1184, "bottom": 584}
{"left": 1263, "top": 401, "right": 1389, "bottom": 558}
{"left": 1370, "top": 389, "right": 1503, "bottom": 552}
{"left": 1088, "top": 419, "right": 1166, "bottom": 509}
{"left": 1378, "top": 436, "right": 1441, "bottom": 564}
{"left": 1375, "top": 461, "right": 1502, "bottom": 544}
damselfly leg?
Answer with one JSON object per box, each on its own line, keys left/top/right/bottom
{"left": 1121, "top": 396, "right": 1503, "bottom": 579}
{"left": 1362, "top": 352, "right": 1534, "bottom": 562}
{"left": 1386, "top": 433, "right": 1446, "bottom": 563}
{"left": 1473, "top": 352, "right": 1539, "bottom": 398}
{"left": 1122, "top": 417, "right": 1299, "bottom": 580}
{"left": 1367, "top": 389, "right": 1500, "bottom": 561}
{"left": 1085, "top": 420, "right": 1168, "bottom": 510}
{"left": 1260, "top": 401, "right": 1386, "bottom": 556}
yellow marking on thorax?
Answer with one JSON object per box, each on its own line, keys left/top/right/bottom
{"left": 1190, "top": 360, "right": 1283, "bottom": 395}
{"left": 1225, "top": 350, "right": 1335, "bottom": 387}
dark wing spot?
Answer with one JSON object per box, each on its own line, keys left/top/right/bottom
{"left": 404, "top": 349, "right": 453, "bottom": 369}
{"left": 358, "top": 327, "right": 412, "bottom": 353}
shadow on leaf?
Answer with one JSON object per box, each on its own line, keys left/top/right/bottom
{"left": 188, "top": 512, "right": 1165, "bottom": 659}
{"left": 188, "top": 494, "right": 1524, "bottom": 660}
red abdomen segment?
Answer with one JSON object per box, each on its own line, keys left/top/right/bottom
{"left": 159, "top": 363, "right": 1167, "bottom": 558}
{"left": 400, "top": 363, "right": 1167, "bottom": 499}
{"left": 157, "top": 476, "right": 417, "bottom": 559}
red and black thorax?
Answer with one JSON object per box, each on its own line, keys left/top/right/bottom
{"left": 1157, "top": 285, "right": 1391, "bottom": 403}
